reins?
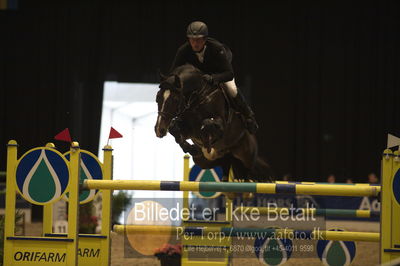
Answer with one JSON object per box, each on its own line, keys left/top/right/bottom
{"left": 179, "top": 82, "right": 221, "bottom": 116}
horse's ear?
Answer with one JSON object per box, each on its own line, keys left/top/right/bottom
{"left": 159, "top": 70, "right": 168, "bottom": 82}
{"left": 173, "top": 75, "right": 181, "bottom": 88}
{"left": 159, "top": 81, "right": 167, "bottom": 89}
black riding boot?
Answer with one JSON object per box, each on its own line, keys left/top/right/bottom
{"left": 231, "top": 92, "right": 259, "bottom": 134}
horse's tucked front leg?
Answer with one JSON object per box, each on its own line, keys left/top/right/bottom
{"left": 169, "top": 117, "right": 200, "bottom": 156}
{"left": 200, "top": 117, "right": 224, "bottom": 152}
{"left": 181, "top": 141, "right": 201, "bottom": 156}
{"left": 168, "top": 117, "right": 182, "bottom": 138}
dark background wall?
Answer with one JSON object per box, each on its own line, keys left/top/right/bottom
{"left": 1, "top": 0, "right": 399, "bottom": 183}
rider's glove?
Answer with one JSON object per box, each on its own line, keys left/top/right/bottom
{"left": 202, "top": 74, "right": 214, "bottom": 85}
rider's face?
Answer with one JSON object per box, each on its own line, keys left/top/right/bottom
{"left": 188, "top": 37, "right": 206, "bottom": 52}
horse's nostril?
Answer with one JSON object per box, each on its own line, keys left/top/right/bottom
{"left": 156, "top": 126, "right": 167, "bottom": 138}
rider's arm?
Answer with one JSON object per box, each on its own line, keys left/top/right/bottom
{"left": 211, "top": 48, "right": 234, "bottom": 83}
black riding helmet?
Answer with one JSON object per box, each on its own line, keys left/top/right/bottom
{"left": 186, "top": 21, "right": 208, "bottom": 38}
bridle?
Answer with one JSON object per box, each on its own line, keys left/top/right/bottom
{"left": 180, "top": 82, "right": 221, "bottom": 114}
{"left": 157, "top": 88, "right": 185, "bottom": 120}
{"left": 157, "top": 75, "right": 222, "bottom": 121}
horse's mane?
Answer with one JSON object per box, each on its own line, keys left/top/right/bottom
{"left": 172, "top": 64, "right": 202, "bottom": 78}
{"left": 170, "top": 64, "right": 206, "bottom": 95}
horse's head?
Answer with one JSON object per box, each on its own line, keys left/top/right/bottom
{"left": 155, "top": 64, "right": 205, "bottom": 138}
{"left": 154, "top": 74, "right": 183, "bottom": 138}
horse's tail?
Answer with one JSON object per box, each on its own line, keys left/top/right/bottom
{"left": 250, "top": 156, "right": 275, "bottom": 183}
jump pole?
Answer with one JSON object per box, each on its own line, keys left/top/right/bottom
{"left": 5, "top": 140, "right": 400, "bottom": 265}
{"left": 234, "top": 206, "right": 380, "bottom": 218}
{"left": 113, "top": 225, "right": 380, "bottom": 243}
{"left": 82, "top": 180, "right": 380, "bottom": 197}
{"left": 83, "top": 148, "right": 400, "bottom": 264}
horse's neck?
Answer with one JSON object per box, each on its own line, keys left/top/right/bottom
{"left": 186, "top": 87, "right": 228, "bottom": 123}
{"left": 185, "top": 83, "right": 217, "bottom": 106}
{"left": 194, "top": 82, "right": 218, "bottom": 100}
{"left": 179, "top": 73, "right": 228, "bottom": 118}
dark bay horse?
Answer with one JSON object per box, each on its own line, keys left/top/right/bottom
{"left": 154, "top": 64, "right": 272, "bottom": 182}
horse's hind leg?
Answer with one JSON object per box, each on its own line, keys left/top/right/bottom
{"left": 230, "top": 157, "right": 255, "bottom": 199}
{"left": 232, "top": 135, "right": 274, "bottom": 182}
{"left": 250, "top": 156, "right": 274, "bottom": 182}
{"left": 230, "top": 132, "right": 258, "bottom": 177}
{"left": 231, "top": 158, "right": 249, "bottom": 182}
{"left": 219, "top": 156, "right": 233, "bottom": 182}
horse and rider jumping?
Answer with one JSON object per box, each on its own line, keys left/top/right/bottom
{"left": 154, "top": 21, "right": 271, "bottom": 182}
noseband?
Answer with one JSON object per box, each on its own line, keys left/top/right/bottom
{"left": 157, "top": 110, "right": 176, "bottom": 120}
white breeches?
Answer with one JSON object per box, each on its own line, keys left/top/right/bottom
{"left": 224, "top": 79, "right": 238, "bottom": 98}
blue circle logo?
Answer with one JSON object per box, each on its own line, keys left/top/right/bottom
{"left": 16, "top": 148, "right": 69, "bottom": 205}
{"left": 392, "top": 168, "right": 400, "bottom": 206}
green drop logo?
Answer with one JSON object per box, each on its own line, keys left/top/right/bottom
{"left": 259, "top": 238, "right": 288, "bottom": 266}
{"left": 23, "top": 150, "right": 62, "bottom": 204}
{"left": 322, "top": 241, "right": 352, "bottom": 266}
{"left": 198, "top": 169, "right": 220, "bottom": 198}
{"left": 326, "top": 242, "right": 346, "bottom": 265}
{"left": 189, "top": 166, "right": 223, "bottom": 199}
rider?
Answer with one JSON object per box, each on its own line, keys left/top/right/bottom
{"left": 169, "top": 21, "right": 259, "bottom": 134}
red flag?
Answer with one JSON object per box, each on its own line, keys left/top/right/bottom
{"left": 109, "top": 127, "right": 123, "bottom": 139}
{"left": 54, "top": 128, "right": 72, "bottom": 142}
